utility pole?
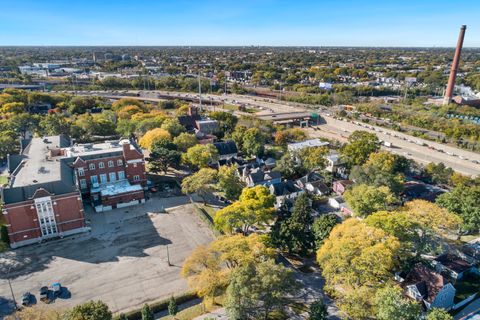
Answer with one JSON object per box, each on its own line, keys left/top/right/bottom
{"left": 198, "top": 74, "right": 202, "bottom": 111}
{"left": 7, "top": 266, "right": 18, "bottom": 310}
{"left": 166, "top": 245, "right": 172, "bottom": 266}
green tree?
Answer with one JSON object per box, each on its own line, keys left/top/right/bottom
{"left": 275, "top": 152, "right": 307, "bottom": 180}
{"left": 309, "top": 300, "right": 328, "bottom": 320}
{"left": 8, "top": 113, "right": 39, "bottom": 139}
{"left": 214, "top": 185, "right": 275, "bottom": 234}
{"left": 209, "top": 111, "right": 238, "bottom": 135}
{"left": 173, "top": 132, "right": 198, "bottom": 152}
{"left": 161, "top": 118, "right": 185, "bottom": 137}
{"left": 217, "top": 165, "right": 245, "bottom": 201}
{"left": 39, "top": 114, "right": 71, "bottom": 136}
{"left": 312, "top": 214, "right": 338, "bottom": 248}
{"left": 181, "top": 168, "right": 218, "bottom": 204}
{"left": 141, "top": 304, "right": 154, "bottom": 320}
{"left": 427, "top": 308, "right": 453, "bottom": 320}
{"left": 168, "top": 296, "right": 178, "bottom": 318}
{"left": 436, "top": 185, "right": 480, "bottom": 233}
{"left": 64, "top": 300, "right": 112, "bottom": 320}
{"left": 148, "top": 143, "right": 181, "bottom": 174}
{"left": 424, "top": 162, "right": 454, "bottom": 185}
{"left": 274, "top": 193, "right": 314, "bottom": 255}
{"left": 225, "top": 260, "right": 298, "bottom": 320}
{"left": 182, "top": 144, "right": 219, "bottom": 169}
{"left": 375, "top": 285, "right": 421, "bottom": 320}
{"left": 242, "top": 127, "right": 265, "bottom": 157}
{"left": 0, "top": 130, "right": 18, "bottom": 159}
{"left": 340, "top": 130, "right": 380, "bottom": 167}
{"left": 344, "top": 184, "right": 397, "bottom": 217}
{"left": 299, "top": 146, "right": 328, "bottom": 172}
{"left": 118, "top": 314, "right": 128, "bottom": 320}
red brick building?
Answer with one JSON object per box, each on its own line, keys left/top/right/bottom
{"left": 1, "top": 135, "right": 147, "bottom": 248}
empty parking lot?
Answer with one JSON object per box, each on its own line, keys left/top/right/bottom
{"left": 0, "top": 196, "right": 214, "bottom": 317}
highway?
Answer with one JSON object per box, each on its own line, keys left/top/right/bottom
{"left": 69, "top": 89, "right": 480, "bottom": 177}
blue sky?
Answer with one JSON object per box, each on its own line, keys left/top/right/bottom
{"left": 0, "top": 0, "right": 479, "bottom": 46}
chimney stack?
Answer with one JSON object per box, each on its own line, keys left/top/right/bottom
{"left": 443, "top": 25, "right": 467, "bottom": 105}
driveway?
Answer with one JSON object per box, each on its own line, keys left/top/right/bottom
{"left": 0, "top": 195, "right": 215, "bottom": 317}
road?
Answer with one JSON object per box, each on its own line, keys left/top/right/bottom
{"left": 69, "top": 89, "right": 480, "bottom": 176}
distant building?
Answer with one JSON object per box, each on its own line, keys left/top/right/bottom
{"left": 287, "top": 139, "right": 329, "bottom": 153}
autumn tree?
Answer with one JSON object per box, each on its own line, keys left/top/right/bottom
{"left": 375, "top": 285, "right": 421, "bottom": 320}
{"left": 64, "top": 300, "right": 112, "bottom": 320}
{"left": 214, "top": 185, "right": 275, "bottom": 234}
{"left": 139, "top": 128, "right": 172, "bottom": 150}
{"left": 299, "top": 146, "right": 328, "bottom": 172}
{"left": 436, "top": 185, "right": 480, "bottom": 233}
{"left": 344, "top": 184, "right": 397, "bottom": 217}
{"left": 182, "top": 144, "right": 219, "bottom": 169}
{"left": 225, "top": 259, "right": 298, "bottom": 320}
{"left": 426, "top": 308, "right": 454, "bottom": 320}
{"left": 161, "top": 118, "right": 186, "bottom": 137}
{"left": 317, "top": 219, "right": 400, "bottom": 319}
{"left": 181, "top": 168, "right": 218, "bottom": 204}
{"left": 340, "top": 130, "right": 380, "bottom": 167}
{"left": 217, "top": 165, "right": 245, "bottom": 201}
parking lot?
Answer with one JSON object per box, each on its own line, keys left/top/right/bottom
{"left": 0, "top": 195, "right": 215, "bottom": 317}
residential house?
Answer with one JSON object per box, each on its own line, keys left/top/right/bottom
{"left": 178, "top": 105, "right": 218, "bottom": 134}
{"left": 214, "top": 140, "right": 238, "bottom": 162}
{"left": 402, "top": 264, "right": 456, "bottom": 310}
{"left": 269, "top": 181, "right": 304, "bottom": 210}
{"left": 433, "top": 253, "right": 477, "bottom": 281}
{"left": 242, "top": 167, "right": 281, "bottom": 187}
{"left": 328, "top": 196, "right": 353, "bottom": 216}
{"left": 287, "top": 139, "right": 329, "bottom": 153}
{"left": 296, "top": 172, "right": 329, "bottom": 196}
{"left": 332, "top": 180, "right": 353, "bottom": 196}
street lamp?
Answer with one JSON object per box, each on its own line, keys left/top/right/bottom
{"left": 7, "top": 266, "right": 18, "bottom": 310}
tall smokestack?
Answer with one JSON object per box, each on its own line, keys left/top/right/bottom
{"left": 443, "top": 25, "right": 467, "bottom": 105}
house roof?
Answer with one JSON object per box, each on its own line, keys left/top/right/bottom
{"left": 213, "top": 140, "right": 238, "bottom": 156}
{"left": 334, "top": 180, "right": 353, "bottom": 187}
{"left": 269, "top": 181, "right": 301, "bottom": 196}
{"left": 287, "top": 139, "right": 329, "bottom": 152}
{"left": 403, "top": 264, "right": 447, "bottom": 303}
{"left": 435, "top": 253, "right": 472, "bottom": 274}
{"left": 249, "top": 168, "right": 281, "bottom": 184}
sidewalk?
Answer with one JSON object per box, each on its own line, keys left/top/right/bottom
{"left": 193, "top": 308, "right": 228, "bottom": 320}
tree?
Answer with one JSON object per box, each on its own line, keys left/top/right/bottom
{"left": 168, "top": 296, "right": 178, "bottom": 318}
{"left": 182, "top": 144, "right": 219, "bottom": 169}
{"left": 242, "top": 127, "right": 265, "bottom": 157}
{"left": 139, "top": 128, "right": 172, "bottom": 151}
{"left": 426, "top": 308, "right": 454, "bottom": 320}
{"left": 112, "top": 98, "right": 144, "bottom": 111}
{"left": 181, "top": 234, "right": 274, "bottom": 303}
{"left": 161, "top": 118, "right": 185, "bottom": 137}
{"left": 375, "top": 285, "right": 421, "bottom": 320}
{"left": 317, "top": 219, "right": 400, "bottom": 319}
{"left": 225, "top": 260, "right": 298, "bottom": 320}
{"left": 217, "top": 165, "right": 245, "bottom": 201}
{"left": 340, "top": 130, "right": 380, "bottom": 167}
{"left": 118, "top": 314, "right": 128, "bottom": 320}
{"left": 209, "top": 111, "right": 238, "bottom": 135}
{"left": 273, "top": 193, "right": 314, "bottom": 255}
{"left": 64, "top": 300, "right": 112, "bottom": 320}
{"left": 173, "top": 132, "right": 198, "bottom": 152}
{"left": 148, "top": 143, "right": 181, "bottom": 174}
{"left": 299, "top": 146, "right": 328, "bottom": 172}
{"left": 309, "top": 300, "right": 328, "bottom": 320}
{"left": 312, "top": 214, "right": 338, "bottom": 248}
{"left": 6, "top": 305, "right": 63, "bottom": 320}
{"left": 39, "top": 114, "right": 71, "bottom": 136}
{"left": 275, "top": 152, "right": 307, "bottom": 180}
{"left": 8, "top": 113, "right": 39, "bottom": 139}
{"left": 141, "top": 304, "right": 154, "bottom": 320}
{"left": 214, "top": 186, "right": 275, "bottom": 234}
{"left": 0, "top": 130, "right": 18, "bottom": 159}
{"left": 181, "top": 168, "right": 218, "bottom": 204}
{"left": 436, "top": 185, "right": 480, "bottom": 233}
{"left": 344, "top": 184, "right": 397, "bottom": 217}
{"left": 424, "top": 162, "right": 454, "bottom": 185}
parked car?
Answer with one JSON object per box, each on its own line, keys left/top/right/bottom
{"left": 39, "top": 286, "right": 49, "bottom": 301}
{"left": 21, "top": 292, "right": 33, "bottom": 306}
{"left": 51, "top": 283, "right": 62, "bottom": 296}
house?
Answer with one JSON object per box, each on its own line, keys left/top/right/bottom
{"left": 402, "top": 264, "right": 456, "bottom": 310}
{"left": 269, "top": 181, "right": 304, "bottom": 210}
{"left": 242, "top": 167, "right": 281, "bottom": 187}
{"left": 263, "top": 158, "right": 276, "bottom": 170}
{"left": 332, "top": 180, "right": 353, "bottom": 196}
{"left": 325, "top": 151, "right": 348, "bottom": 178}
{"left": 402, "top": 181, "right": 446, "bottom": 202}
{"left": 178, "top": 106, "right": 218, "bottom": 134}
{"left": 287, "top": 139, "right": 329, "bottom": 153}
{"left": 433, "top": 253, "right": 476, "bottom": 281}
{"left": 328, "top": 196, "right": 353, "bottom": 215}
{"left": 1, "top": 135, "right": 148, "bottom": 248}
{"left": 213, "top": 140, "right": 238, "bottom": 161}
{"left": 296, "top": 172, "right": 329, "bottom": 196}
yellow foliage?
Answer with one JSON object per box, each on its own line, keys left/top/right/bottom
{"left": 138, "top": 128, "right": 171, "bottom": 150}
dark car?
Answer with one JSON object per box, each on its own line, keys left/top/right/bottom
{"left": 39, "top": 286, "right": 49, "bottom": 301}
{"left": 21, "top": 292, "right": 32, "bottom": 306}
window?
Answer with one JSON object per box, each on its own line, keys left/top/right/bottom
{"left": 78, "top": 167, "right": 84, "bottom": 177}
{"left": 35, "top": 198, "right": 57, "bottom": 237}
{"left": 90, "top": 175, "right": 98, "bottom": 185}
{"left": 109, "top": 172, "right": 116, "bottom": 182}
{"left": 80, "top": 179, "right": 87, "bottom": 189}
{"left": 117, "top": 159, "right": 123, "bottom": 166}
{"left": 89, "top": 163, "right": 96, "bottom": 170}
{"left": 98, "top": 162, "right": 105, "bottom": 169}
{"left": 100, "top": 174, "right": 107, "bottom": 184}
{"left": 118, "top": 171, "right": 125, "bottom": 180}
{"left": 108, "top": 160, "right": 114, "bottom": 168}
{"left": 133, "top": 175, "right": 140, "bottom": 181}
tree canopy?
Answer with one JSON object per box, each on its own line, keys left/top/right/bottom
{"left": 340, "top": 130, "right": 380, "bottom": 167}
{"left": 344, "top": 184, "right": 397, "bottom": 217}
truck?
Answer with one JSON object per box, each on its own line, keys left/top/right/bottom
{"left": 383, "top": 141, "right": 392, "bottom": 148}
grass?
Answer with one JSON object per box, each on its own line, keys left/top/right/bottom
{"left": 0, "top": 175, "right": 8, "bottom": 186}
{"left": 201, "top": 205, "right": 217, "bottom": 220}
{"left": 460, "top": 234, "right": 480, "bottom": 243}
{"left": 159, "top": 303, "right": 205, "bottom": 320}
{"left": 454, "top": 271, "right": 480, "bottom": 302}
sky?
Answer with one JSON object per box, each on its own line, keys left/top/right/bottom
{"left": 0, "top": 0, "right": 479, "bottom": 47}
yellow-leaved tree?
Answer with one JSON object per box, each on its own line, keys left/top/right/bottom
{"left": 139, "top": 128, "right": 171, "bottom": 151}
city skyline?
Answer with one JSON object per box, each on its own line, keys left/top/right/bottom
{"left": 1, "top": 0, "right": 479, "bottom": 47}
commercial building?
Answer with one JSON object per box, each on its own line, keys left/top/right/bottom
{"left": 2, "top": 135, "right": 147, "bottom": 248}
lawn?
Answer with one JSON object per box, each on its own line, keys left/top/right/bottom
{"left": 0, "top": 175, "right": 8, "bottom": 186}
{"left": 159, "top": 303, "right": 205, "bottom": 320}
{"left": 454, "top": 271, "right": 480, "bottom": 302}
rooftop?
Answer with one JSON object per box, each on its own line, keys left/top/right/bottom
{"left": 287, "top": 139, "right": 329, "bottom": 152}
{"left": 91, "top": 179, "right": 143, "bottom": 197}
{"left": 62, "top": 139, "right": 134, "bottom": 158}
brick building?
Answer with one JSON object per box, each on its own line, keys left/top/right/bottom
{"left": 1, "top": 135, "right": 147, "bottom": 248}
